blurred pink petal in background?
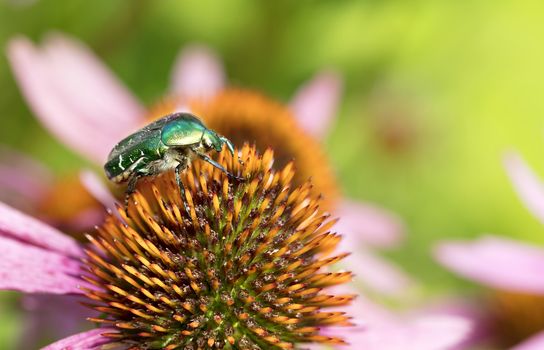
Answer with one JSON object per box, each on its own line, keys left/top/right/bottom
{"left": 435, "top": 236, "right": 544, "bottom": 294}
{"left": 504, "top": 152, "right": 544, "bottom": 225}
{"left": 171, "top": 44, "right": 226, "bottom": 100}
{"left": 309, "top": 286, "right": 471, "bottom": 350}
{"left": 335, "top": 199, "right": 404, "bottom": 248}
{"left": 336, "top": 316, "right": 470, "bottom": 350}
{"left": 290, "top": 70, "right": 343, "bottom": 139}
{"left": 7, "top": 35, "right": 145, "bottom": 163}
{"left": 513, "top": 332, "right": 544, "bottom": 350}
{"left": 435, "top": 151, "right": 544, "bottom": 349}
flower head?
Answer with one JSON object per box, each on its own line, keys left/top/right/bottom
{"left": 84, "top": 144, "right": 352, "bottom": 349}
{"left": 0, "top": 145, "right": 355, "bottom": 349}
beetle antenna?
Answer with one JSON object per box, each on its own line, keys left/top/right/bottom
{"left": 220, "top": 136, "right": 235, "bottom": 156}
{"left": 221, "top": 136, "right": 244, "bottom": 165}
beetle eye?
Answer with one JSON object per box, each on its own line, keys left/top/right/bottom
{"left": 203, "top": 131, "right": 221, "bottom": 151}
{"left": 200, "top": 134, "right": 210, "bottom": 147}
{"left": 204, "top": 138, "right": 213, "bottom": 149}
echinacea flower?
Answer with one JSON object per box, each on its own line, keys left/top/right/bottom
{"left": 435, "top": 152, "right": 544, "bottom": 349}
{"left": 7, "top": 32, "right": 410, "bottom": 297}
{"left": 1, "top": 145, "right": 356, "bottom": 349}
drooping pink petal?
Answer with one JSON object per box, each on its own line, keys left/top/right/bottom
{"left": 0, "top": 236, "right": 84, "bottom": 294}
{"left": 42, "top": 328, "right": 114, "bottom": 350}
{"left": 435, "top": 236, "right": 544, "bottom": 294}
{"left": 513, "top": 331, "right": 544, "bottom": 350}
{"left": 171, "top": 44, "right": 225, "bottom": 101}
{"left": 416, "top": 298, "right": 493, "bottom": 350}
{"left": 339, "top": 316, "right": 470, "bottom": 350}
{"left": 43, "top": 33, "right": 144, "bottom": 124}
{"left": 80, "top": 170, "right": 118, "bottom": 212}
{"left": 504, "top": 152, "right": 544, "bottom": 226}
{"left": 0, "top": 201, "right": 82, "bottom": 258}
{"left": 7, "top": 34, "right": 145, "bottom": 164}
{"left": 321, "top": 269, "right": 471, "bottom": 349}
{"left": 339, "top": 244, "right": 413, "bottom": 296}
{"left": 309, "top": 285, "right": 470, "bottom": 350}
{"left": 335, "top": 199, "right": 404, "bottom": 248}
{"left": 18, "top": 294, "right": 94, "bottom": 350}
{"left": 290, "top": 70, "right": 343, "bottom": 139}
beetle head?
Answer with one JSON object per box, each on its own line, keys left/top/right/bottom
{"left": 202, "top": 130, "right": 235, "bottom": 156}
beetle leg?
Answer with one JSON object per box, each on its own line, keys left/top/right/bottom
{"left": 197, "top": 153, "right": 245, "bottom": 181}
{"left": 126, "top": 175, "right": 138, "bottom": 194}
{"left": 175, "top": 163, "right": 192, "bottom": 215}
{"left": 123, "top": 175, "right": 138, "bottom": 208}
{"left": 122, "top": 157, "right": 150, "bottom": 209}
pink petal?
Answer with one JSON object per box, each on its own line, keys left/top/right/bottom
{"left": 18, "top": 294, "right": 94, "bottom": 350}
{"left": 513, "top": 331, "right": 544, "bottom": 350}
{"left": 415, "top": 298, "right": 493, "bottom": 350}
{"left": 42, "top": 328, "right": 114, "bottom": 350}
{"left": 504, "top": 152, "right": 544, "bottom": 225}
{"left": 340, "top": 316, "right": 470, "bottom": 350}
{"left": 171, "top": 44, "right": 225, "bottom": 100}
{"left": 435, "top": 236, "right": 544, "bottom": 294}
{"left": 339, "top": 244, "right": 413, "bottom": 296}
{"left": 335, "top": 199, "right": 404, "bottom": 248}
{"left": 43, "top": 33, "right": 144, "bottom": 123}
{"left": 7, "top": 34, "right": 145, "bottom": 164}
{"left": 0, "top": 201, "right": 82, "bottom": 258}
{"left": 320, "top": 290, "right": 470, "bottom": 350}
{"left": 310, "top": 286, "right": 470, "bottom": 350}
{"left": 0, "top": 236, "right": 83, "bottom": 294}
{"left": 80, "top": 170, "right": 118, "bottom": 212}
{"left": 290, "top": 70, "right": 343, "bottom": 139}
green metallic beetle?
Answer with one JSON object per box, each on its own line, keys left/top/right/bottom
{"left": 104, "top": 112, "right": 243, "bottom": 212}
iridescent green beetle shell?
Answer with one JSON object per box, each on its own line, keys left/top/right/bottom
{"left": 161, "top": 115, "right": 206, "bottom": 146}
{"left": 104, "top": 113, "right": 209, "bottom": 183}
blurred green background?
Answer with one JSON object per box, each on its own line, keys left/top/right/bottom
{"left": 1, "top": 0, "right": 544, "bottom": 347}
